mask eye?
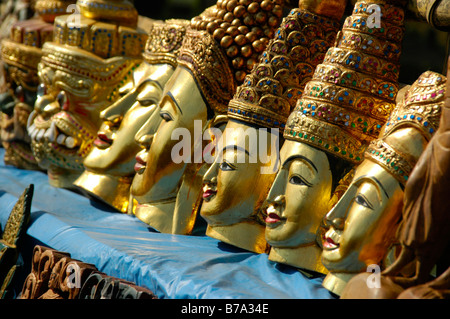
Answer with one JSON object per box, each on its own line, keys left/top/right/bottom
{"left": 15, "top": 85, "right": 24, "bottom": 102}
{"left": 160, "top": 111, "right": 173, "bottom": 122}
{"left": 355, "top": 194, "right": 373, "bottom": 209}
{"left": 138, "top": 98, "right": 157, "bottom": 107}
{"left": 37, "top": 83, "right": 46, "bottom": 97}
{"left": 289, "top": 175, "right": 311, "bottom": 187}
{"left": 57, "top": 91, "right": 68, "bottom": 110}
{"left": 219, "top": 161, "right": 235, "bottom": 171}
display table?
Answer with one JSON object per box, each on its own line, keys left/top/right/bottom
{"left": 0, "top": 148, "right": 334, "bottom": 299}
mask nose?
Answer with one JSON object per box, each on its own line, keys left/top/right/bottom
{"left": 137, "top": 134, "right": 153, "bottom": 150}
{"left": 202, "top": 162, "right": 219, "bottom": 186}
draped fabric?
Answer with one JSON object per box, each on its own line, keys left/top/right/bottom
{"left": 399, "top": 79, "right": 450, "bottom": 263}
{"left": 0, "top": 148, "right": 334, "bottom": 299}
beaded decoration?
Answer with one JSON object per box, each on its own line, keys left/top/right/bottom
{"left": 284, "top": 0, "right": 406, "bottom": 165}
{"left": 143, "top": 19, "right": 189, "bottom": 68}
{"left": 365, "top": 71, "right": 447, "bottom": 185}
{"left": 227, "top": 8, "right": 342, "bottom": 129}
{"left": 40, "top": 42, "right": 141, "bottom": 103}
{"left": 177, "top": 0, "right": 285, "bottom": 116}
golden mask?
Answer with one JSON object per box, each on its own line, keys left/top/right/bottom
{"left": 0, "top": 0, "right": 75, "bottom": 170}
{"left": 201, "top": 3, "right": 344, "bottom": 254}
{"left": 321, "top": 71, "right": 446, "bottom": 296}
{"left": 28, "top": 0, "right": 147, "bottom": 188}
{"left": 73, "top": 20, "right": 188, "bottom": 213}
{"left": 130, "top": 0, "right": 284, "bottom": 234}
{"left": 265, "top": 0, "right": 406, "bottom": 273}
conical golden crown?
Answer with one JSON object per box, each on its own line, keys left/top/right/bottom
{"left": 284, "top": 0, "right": 406, "bottom": 164}
{"left": 365, "top": 71, "right": 446, "bottom": 185}
{"left": 228, "top": 6, "right": 342, "bottom": 129}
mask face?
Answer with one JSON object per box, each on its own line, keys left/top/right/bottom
{"left": 321, "top": 160, "right": 403, "bottom": 273}
{"left": 130, "top": 66, "right": 208, "bottom": 218}
{"left": 200, "top": 119, "right": 280, "bottom": 226}
{"left": 81, "top": 63, "right": 173, "bottom": 175}
{"left": 264, "top": 139, "right": 333, "bottom": 247}
{"left": 28, "top": 44, "right": 137, "bottom": 188}
{"left": 72, "top": 62, "right": 174, "bottom": 211}
{"left": 0, "top": 63, "right": 39, "bottom": 169}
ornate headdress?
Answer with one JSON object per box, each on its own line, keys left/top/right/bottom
{"left": 51, "top": 0, "right": 147, "bottom": 59}
{"left": 177, "top": 0, "right": 286, "bottom": 115}
{"left": 228, "top": 3, "right": 344, "bottom": 129}
{"left": 41, "top": 0, "right": 147, "bottom": 103}
{"left": 284, "top": 0, "right": 406, "bottom": 164}
{"left": 143, "top": 19, "right": 189, "bottom": 67}
{"left": 365, "top": 71, "right": 446, "bottom": 185}
{"left": 1, "top": 1, "right": 76, "bottom": 90}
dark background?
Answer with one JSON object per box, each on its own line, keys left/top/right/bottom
{"left": 133, "top": 0, "right": 449, "bottom": 86}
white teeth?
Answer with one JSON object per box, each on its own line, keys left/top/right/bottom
{"left": 27, "top": 110, "right": 35, "bottom": 129}
{"left": 65, "top": 136, "right": 76, "bottom": 148}
{"left": 36, "top": 129, "right": 45, "bottom": 142}
{"left": 27, "top": 123, "right": 35, "bottom": 135}
{"left": 43, "top": 122, "right": 56, "bottom": 142}
{"left": 56, "top": 134, "right": 67, "bottom": 145}
{"left": 29, "top": 127, "right": 38, "bottom": 140}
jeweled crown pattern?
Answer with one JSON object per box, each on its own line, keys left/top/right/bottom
{"left": 284, "top": 0, "right": 406, "bottom": 164}
{"left": 365, "top": 71, "right": 446, "bottom": 185}
{"left": 228, "top": 8, "right": 341, "bottom": 129}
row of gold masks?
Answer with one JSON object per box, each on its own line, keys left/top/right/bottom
{"left": 0, "top": 4, "right": 444, "bottom": 299}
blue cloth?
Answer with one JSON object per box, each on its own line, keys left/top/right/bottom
{"left": 0, "top": 148, "right": 334, "bottom": 299}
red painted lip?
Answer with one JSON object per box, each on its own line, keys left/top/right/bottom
{"left": 202, "top": 189, "right": 217, "bottom": 199}
{"left": 93, "top": 133, "right": 113, "bottom": 148}
{"left": 322, "top": 235, "right": 339, "bottom": 250}
{"left": 265, "top": 213, "right": 281, "bottom": 224}
{"left": 134, "top": 154, "right": 147, "bottom": 173}
{"left": 98, "top": 132, "right": 113, "bottom": 143}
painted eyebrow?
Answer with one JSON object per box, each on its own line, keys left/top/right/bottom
{"left": 282, "top": 155, "right": 318, "bottom": 173}
{"left": 138, "top": 79, "right": 163, "bottom": 91}
{"left": 353, "top": 174, "right": 390, "bottom": 199}
{"left": 221, "top": 145, "right": 250, "bottom": 156}
{"left": 166, "top": 91, "right": 182, "bottom": 114}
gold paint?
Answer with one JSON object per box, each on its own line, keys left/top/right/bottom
{"left": 130, "top": 66, "right": 209, "bottom": 233}
{"left": 200, "top": 120, "right": 279, "bottom": 254}
{"left": 264, "top": 139, "right": 333, "bottom": 272}
{"left": 200, "top": 5, "right": 342, "bottom": 254}
{"left": 74, "top": 62, "right": 174, "bottom": 212}
{"left": 321, "top": 159, "right": 405, "bottom": 295}
{"left": 29, "top": 1, "right": 146, "bottom": 189}
{"left": 30, "top": 43, "right": 139, "bottom": 188}
{"left": 0, "top": 3, "right": 75, "bottom": 170}
{"left": 320, "top": 70, "right": 447, "bottom": 295}
{"left": 206, "top": 221, "right": 269, "bottom": 254}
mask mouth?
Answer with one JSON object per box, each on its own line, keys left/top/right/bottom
{"left": 29, "top": 114, "right": 82, "bottom": 153}
{"left": 264, "top": 203, "right": 286, "bottom": 227}
{"left": 93, "top": 131, "right": 114, "bottom": 149}
{"left": 202, "top": 183, "right": 217, "bottom": 202}
{"left": 134, "top": 150, "right": 147, "bottom": 174}
{"left": 322, "top": 228, "right": 340, "bottom": 251}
